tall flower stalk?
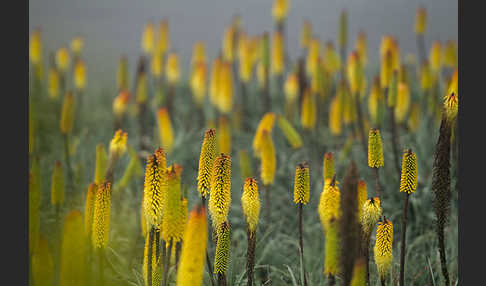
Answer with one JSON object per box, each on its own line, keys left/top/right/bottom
{"left": 293, "top": 162, "right": 310, "bottom": 286}
{"left": 241, "top": 178, "right": 260, "bottom": 286}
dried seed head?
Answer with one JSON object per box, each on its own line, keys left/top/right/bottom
{"left": 368, "top": 128, "right": 384, "bottom": 168}
{"left": 92, "top": 181, "right": 111, "bottom": 249}
{"left": 176, "top": 205, "right": 208, "bottom": 286}
{"left": 209, "top": 154, "right": 232, "bottom": 228}
{"left": 157, "top": 108, "right": 174, "bottom": 153}
{"left": 214, "top": 221, "right": 231, "bottom": 274}
{"left": 374, "top": 217, "right": 394, "bottom": 280}
{"left": 399, "top": 149, "right": 418, "bottom": 194}
{"left": 293, "top": 162, "right": 310, "bottom": 205}
{"left": 197, "top": 129, "right": 217, "bottom": 197}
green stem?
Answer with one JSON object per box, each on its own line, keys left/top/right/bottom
{"left": 298, "top": 204, "right": 307, "bottom": 286}
{"left": 399, "top": 193, "right": 410, "bottom": 286}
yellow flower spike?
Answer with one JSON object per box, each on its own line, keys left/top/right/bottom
{"left": 191, "top": 62, "right": 207, "bottom": 106}
{"left": 32, "top": 234, "right": 54, "bottom": 286}
{"left": 113, "top": 90, "right": 131, "bottom": 119}
{"left": 420, "top": 60, "right": 433, "bottom": 91}
{"left": 157, "top": 19, "right": 170, "bottom": 56}
{"left": 347, "top": 51, "right": 363, "bottom": 94}
{"left": 374, "top": 217, "right": 394, "bottom": 280}
{"left": 51, "top": 161, "right": 65, "bottom": 206}
{"left": 151, "top": 51, "right": 163, "bottom": 78}
{"left": 338, "top": 10, "right": 348, "bottom": 50}
{"left": 241, "top": 177, "right": 260, "bottom": 234}
{"left": 444, "top": 91, "right": 458, "bottom": 126}
{"left": 380, "top": 50, "right": 394, "bottom": 89}
{"left": 329, "top": 96, "right": 342, "bottom": 135}
{"left": 430, "top": 41, "right": 442, "bottom": 72}
{"left": 92, "top": 181, "right": 111, "bottom": 249}
{"left": 48, "top": 68, "right": 60, "bottom": 99}
{"left": 176, "top": 205, "right": 208, "bottom": 286}
{"left": 368, "top": 77, "right": 384, "bottom": 126}
{"left": 277, "top": 115, "right": 303, "bottom": 149}
{"left": 109, "top": 129, "right": 128, "bottom": 159}
{"left": 252, "top": 112, "right": 276, "bottom": 158}
{"left": 73, "top": 59, "right": 86, "bottom": 90}
{"left": 142, "top": 21, "right": 155, "bottom": 55}
{"left": 408, "top": 103, "right": 421, "bottom": 133}
{"left": 156, "top": 108, "right": 174, "bottom": 153}
{"left": 56, "top": 46, "right": 70, "bottom": 73}
{"left": 301, "top": 89, "right": 317, "bottom": 130}
{"left": 222, "top": 26, "right": 236, "bottom": 62}
{"left": 323, "top": 216, "right": 340, "bottom": 276}
{"left": 368, "top": 128, "right": 384, "bottom": 168}
{"left": 239, "top": 36, "right": 253, "bottom": 83}
{"left": 60, "top": 210, "right": 86, "bottom": 286}
{"left": 395, "top": 82, "right": 411, "bottom": 123}
{"left": 214, "top": 221, "right": 231, "bottom": 274}
{"left": 356, "top": 30, "right": 367, "bottom": 67}
{"left": 60, "top": 92, "right": 75, "bottom": 135}
{"left": 415, "top": 5, "right": 427, "bottom": 35}
{"left": 30, "top": 30, "right": 42, "bottom": 65}
{"left": 192, "top": 41, "right": 207, "bottom": 67}
{"left": 259, "top": 131, "right": 276, "bottom": 186}
{"left": 300, "top": 20, "right": 312, "bottom": 49}
{"left": 209, "top": 154, "right": 232, "bottom": 227}
{"left": 318, "top": 177, "right": 341, "bottom": 229}
{"left": 217, "top": 62, "right": 234, "bottom": 114}
{"left": 117, "top": 56, "right": 129, "bottom": 91}
{"left": 197, "top": 129, "right": 217, "bottom": 198}
{"left": 360, "top": 197, "right": 382, "bottom": 236}
{"left": 284, "top": 72, "right": 299, "bottom": 104}
{"left": 162, "top": 165, "right": 183, "bottom": 243}
{"left": 210, "top": 57, "right": 223, "bottom": 107}
{"left": 166, "top": 53, "right": 180, "bottom": 85}
{"left": 177, "top": 197, "right": 188, "bottom": 240}
{"left": 143, "top": 229, "right": 162, "bottom": 286}
{"left": 323, "top": 42, "right": 341, "bottom": 75}
{"left": 357, "top": 180, "right": 367, "bottom": 218}
{"left": 271, "top": 31, "right": 285, "bottom": 76}
{"left": 399, "top": 149, "right": 418, "bottom": 194}
{"left": 141, "top": 195, "right": 147, "bottom": 236}
{"left": 390, "top": 37, "right": 401, "bottom": 70}
{"left": 350, "top": 258, "right": 366, "bottom": 286}
{"left": 143, "top": 148, "right": 167, "bottom": 229}
{"left": 323, "top": 152, "right": 335, "bottom": 182}
{"left": 272, "top": 0, "right": 289, "bottom": 24}
{"left": 84, "top": 183, "right": 97, "bottom": 241}
{"left": 443, "top": 40, "right": 457, "bottom": 68}
{"left": 293, "top": 162, "right": 310, "bottom": 205}
{"left": 71, "top": 36, "right": 84, "bottom": 57}
{"left": 217, "top": 116, "right": 232, "bottom": 155}
{"left": 306, "top": 38, "right": 320, "bottom": 77}
{"left": 136, "top": 71, "right": 148, "bottom": 104}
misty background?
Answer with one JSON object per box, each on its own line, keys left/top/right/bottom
{"left": 29, "top": 0, "right": 457, "bottom": 92}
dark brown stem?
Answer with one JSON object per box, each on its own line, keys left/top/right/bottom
{"left": 217, "top": 273, "right": 227, "bottom": 286}
{"left": 246, "top": 230, "right": 256, "bottom": 286}
{"left": 298, "top": 204, "right": 307, "bottom": 286}
{"left": 399, "top": 193, "right": 410, "bottom": 286}
{"left": 381, "top": 278, "right": 386, "bottom": 286}
{"left": 175, "top": 241, "right": 181, "bottom": 273}
{"left": 328, "top": 274, "right": 336, "bottom": 286}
